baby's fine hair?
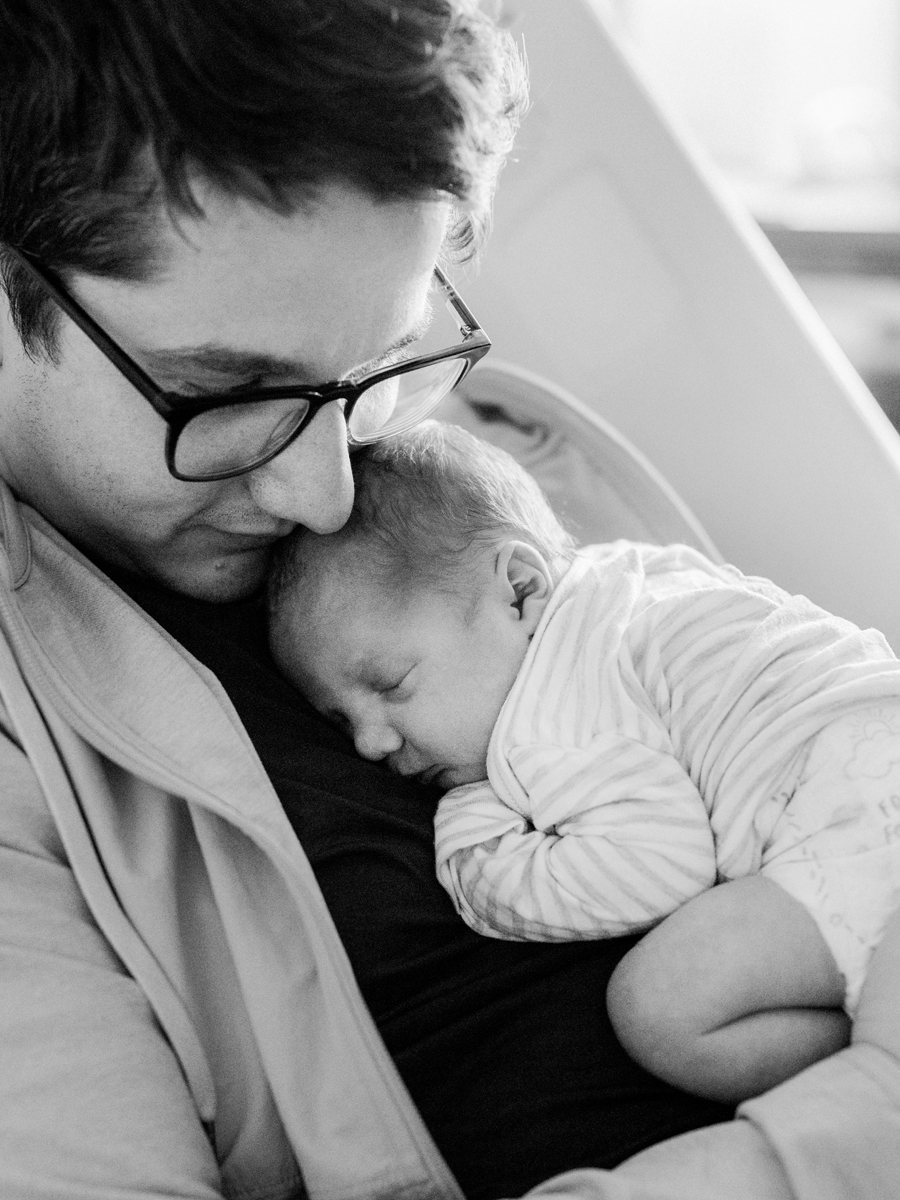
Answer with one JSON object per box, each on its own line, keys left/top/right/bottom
{"left": 269, "top": 420, "right": 577, "bottom": 609}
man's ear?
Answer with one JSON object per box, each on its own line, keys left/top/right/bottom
{"left": 494, "top": 540, "right": 553, "bottom": 634}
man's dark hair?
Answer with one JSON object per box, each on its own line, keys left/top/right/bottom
{"left": 0, "top": 0, "right": 526, "bottom": 354}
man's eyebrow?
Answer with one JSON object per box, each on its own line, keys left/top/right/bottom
{"left": 140, "top": 309, "right": 435, "bottom": 384}
{"left": 141, "top": 344, "right": 313, "bottom": 382}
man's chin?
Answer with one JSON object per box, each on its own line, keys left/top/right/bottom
{"left": 148, "top": 547, "right": 273, "bottom": 602}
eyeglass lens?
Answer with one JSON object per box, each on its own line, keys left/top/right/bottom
{"left": 173, "top": 354, "right": 469, "bottom": 478}
{"left": 346, "top": 357, "right": 467, "bottom": 443}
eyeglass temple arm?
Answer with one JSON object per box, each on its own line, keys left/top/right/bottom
{"left": 5, "top": 247, "right": 163, "bottom": 397}
{"left": 432, "top": 264, "right": 484, "bottom": 338}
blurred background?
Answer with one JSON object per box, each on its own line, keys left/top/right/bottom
{"left": 608, "top": 0, "right": 900, "bottom": 430}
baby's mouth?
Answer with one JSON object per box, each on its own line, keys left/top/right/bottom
{"left": 415, "top": 764, "right": 446, "bottom": 787}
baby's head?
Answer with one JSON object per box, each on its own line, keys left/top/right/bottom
{"left": 268, "top": 421, "right": 576, "bottom": 788}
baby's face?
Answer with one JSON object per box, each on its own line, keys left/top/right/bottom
{"left": 272, "top": 557, "right": 536, "bottom": 789}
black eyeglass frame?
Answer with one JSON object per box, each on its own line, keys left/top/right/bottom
{"left": 7, "top": 247, "right": 491, "bottom": 481}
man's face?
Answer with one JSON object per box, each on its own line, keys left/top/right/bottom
{"left": 0, "top": 184, "right": 449, "bottom": 599}
{"left": 271, "top": 550, "right": 534, "bottom": 789}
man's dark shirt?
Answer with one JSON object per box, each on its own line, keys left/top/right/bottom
{"left": 109, "top": 571, "right": 731, "bottom": 1199}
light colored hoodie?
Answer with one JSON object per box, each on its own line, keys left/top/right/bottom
{"left": 0, "top": 479, "right": 463, "bottom": 1200}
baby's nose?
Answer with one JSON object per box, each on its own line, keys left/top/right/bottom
{"left": 354, "top": 719, "right": 402, "bottom": 762}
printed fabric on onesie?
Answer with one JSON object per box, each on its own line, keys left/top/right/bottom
{"left": 760, "top": 701, "right": 900, "bottom": 1015}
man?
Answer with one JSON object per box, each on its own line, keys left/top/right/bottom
{"left": 0, "top": 2, "right": 898, "bottom": 1198}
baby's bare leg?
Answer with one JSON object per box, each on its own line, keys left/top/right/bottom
{"left": 606, "top": 876, "right": 849, "bottom": 1104}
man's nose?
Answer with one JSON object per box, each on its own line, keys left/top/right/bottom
{"left": 353, "top": 717, "right": 403, "bottom": 763}
{"left": 245, "top": 401, "right": 355, "bottom": 531}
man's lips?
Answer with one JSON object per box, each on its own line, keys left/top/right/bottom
{"left": 210, "top": 525, "right": 294, "bottom": 551}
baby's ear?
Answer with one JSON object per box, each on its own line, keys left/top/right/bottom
{"left": 495, "top": 541, "right": 553, "bottom": 633}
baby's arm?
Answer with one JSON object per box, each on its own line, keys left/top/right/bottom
{"left": 434, "top": 750, "right": 716, "bottom": 941}
{"left": 606, "top": 875, "right": 850, "bottom": 1103}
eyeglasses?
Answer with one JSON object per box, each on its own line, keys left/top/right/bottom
{"left": 7, "top": 248, "right": 491, "bottom": 482}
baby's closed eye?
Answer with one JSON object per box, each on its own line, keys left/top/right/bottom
{"left": 378, "top": 668, "right": 414, "bottom": 700}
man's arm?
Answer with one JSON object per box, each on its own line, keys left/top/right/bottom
{"left": 513, "top": 909, "right": 900, "bottom": 1200}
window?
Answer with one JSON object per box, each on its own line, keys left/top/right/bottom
{"left": 610, "top": 0, "right": 900, "bottom": 231}
{"left": 609, "top": 0, "right": 900, "bottom": 427}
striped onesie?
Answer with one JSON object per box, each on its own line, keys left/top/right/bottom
{"left": 435, "top": 542, "right": 900, "bottom": 1012}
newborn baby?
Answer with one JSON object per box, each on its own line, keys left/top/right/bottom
{"left": 268, "top": 420, "right": 900, "bottom": 1104}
